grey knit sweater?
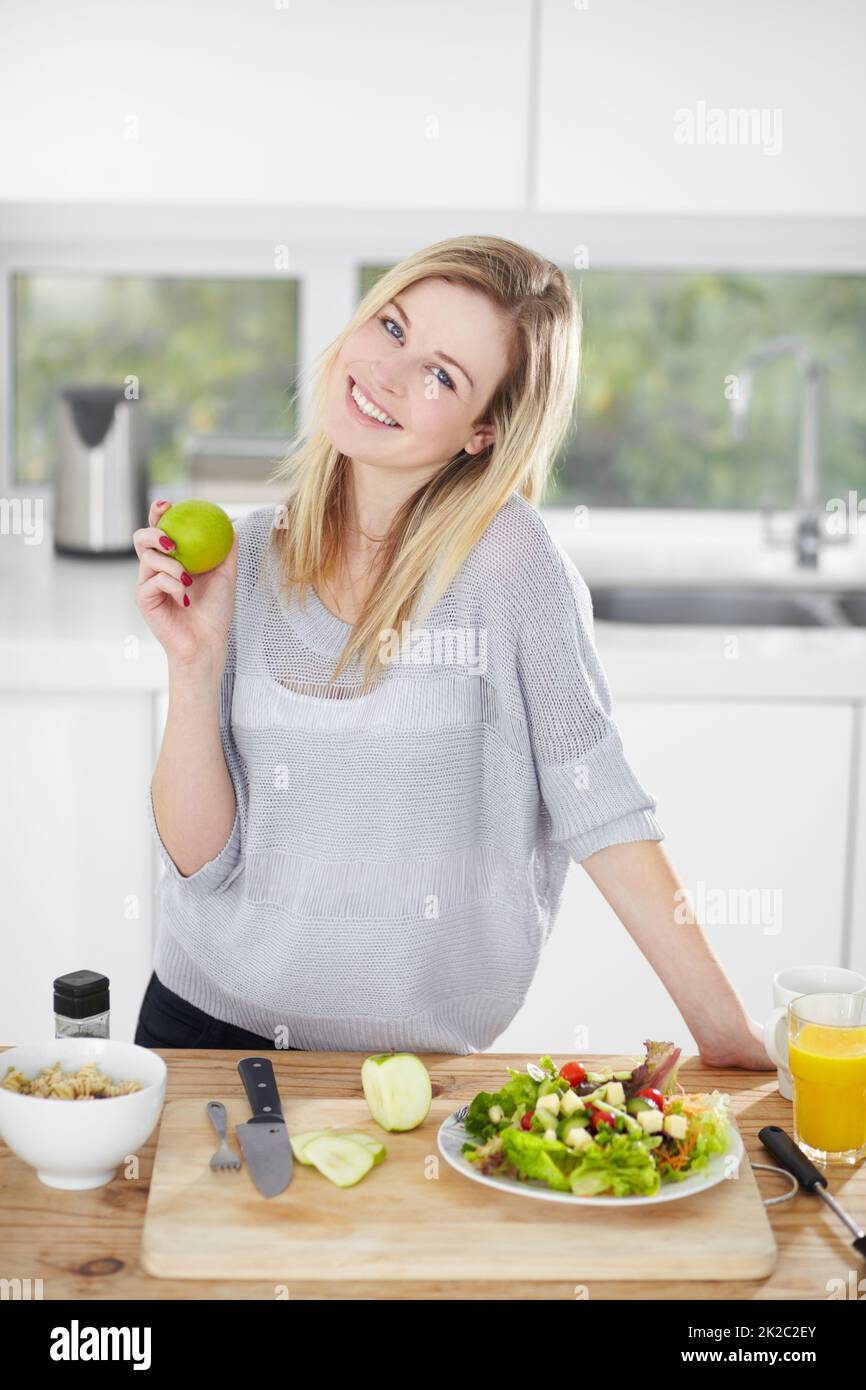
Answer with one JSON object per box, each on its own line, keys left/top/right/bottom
{"left": 148, "top": 494, "right": 664, "bottom": 1052}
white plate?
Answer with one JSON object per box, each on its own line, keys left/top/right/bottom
{"left": 437, "top": 1103, "right": 744, "bottom": 1207}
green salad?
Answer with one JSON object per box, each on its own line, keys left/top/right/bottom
{"left": 460, "top": 1041, "right": 731, "bottom": 1198}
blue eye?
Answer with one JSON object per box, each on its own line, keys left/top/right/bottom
{"left": 431, "top": 365, "right": 456, "bottom": 392}
{"left": 381, "top": 315, "right": 403, "bottom": 342}
{"left": 379, "top": 316, "right": 456, "bottom": 392}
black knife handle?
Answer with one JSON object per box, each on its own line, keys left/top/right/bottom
{"left": 758, "top": 1125, "right": 827, "bottom": 1190}
{"left": 238, "top": 1056, "right": 284, "bottom": 1123}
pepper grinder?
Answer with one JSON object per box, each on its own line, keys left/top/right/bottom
{"left": 53, "top": 970, "right": 110, "bottom": 1039}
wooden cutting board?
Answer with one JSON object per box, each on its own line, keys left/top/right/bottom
{"left": 141, "top": 1096, "right": 778, "bottom": 1281}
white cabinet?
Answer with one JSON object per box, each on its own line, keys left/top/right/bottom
{"left": 495, "top": 700, "right": 855, "bottom": 1057}
{"left": 0, "top": 691, "right": 156, "bottom": 1043}
{"left": 538, "top": 0, "right": 866, "bottom": 216}
{"left": 4, "top": 0, "right": 863, "bottom": 215}
{"left": 0, "top": 2, "right": 531, "bottom": 207}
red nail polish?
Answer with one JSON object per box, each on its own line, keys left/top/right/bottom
{"left": 155, "top": 499, "right": 168, "bottom": 507}
{"left": 181, "top": 571, "right": 193, "bottom": 587}
{"left": 183, "top": 594, "right": 190, "bottom": 606}
{"left": 159, "top": 535, "right": 175, "bottom": 550}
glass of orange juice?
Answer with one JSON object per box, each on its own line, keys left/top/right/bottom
{"left": 787, "top": 992, "right": 866, "bottom": 1165}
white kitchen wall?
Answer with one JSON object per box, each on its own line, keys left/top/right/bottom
{"left": 1, "top": 0, "right": 863, "bottom": 215}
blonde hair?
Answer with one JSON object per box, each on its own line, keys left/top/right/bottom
{"left": 269, "top": 234, "right": 581, "bottom": 689}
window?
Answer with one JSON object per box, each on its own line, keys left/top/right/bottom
{"left": 13, "top": 272, "right": 300, "bottom": 485}
{"left": 360, "top": 265, "right": 866, "bottom": 508}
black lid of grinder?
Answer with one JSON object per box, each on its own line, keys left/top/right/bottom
{"left": 53, "top": 969, "right": 110, "bottom": 1019}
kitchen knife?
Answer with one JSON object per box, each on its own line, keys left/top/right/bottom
{"left": 759, "top": 1125, "right": 866, "bottom": 1258}
{"left": 235, "top": 1056, "right": 293, "bottom": 1198}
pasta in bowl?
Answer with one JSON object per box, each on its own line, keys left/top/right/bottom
{"left": 2, "top": 1058, "right": 146, "bottom": 1099}
{"left": 0, "top": 1039, "right": 166, "bottom": 1189}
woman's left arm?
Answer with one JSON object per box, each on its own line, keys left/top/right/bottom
{"left": 580, "top": 837, "right": 775, "bottom": 1071}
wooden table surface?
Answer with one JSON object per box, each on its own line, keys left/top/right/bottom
{"left": 1, "top": 1047, "right": 863, "bottom": 1301}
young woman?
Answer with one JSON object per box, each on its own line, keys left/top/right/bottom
{"left": 133, "top": 234, "right": 773, "bottom": 1070}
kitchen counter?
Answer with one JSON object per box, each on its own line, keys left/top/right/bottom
{"left": 3, "top": 504, "right": 866, "bottom": 698}
{"left": 0, "top": 1046, "right": 862, "bottom": 1301}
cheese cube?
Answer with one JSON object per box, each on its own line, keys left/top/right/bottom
{"left": 663, "top": 1113, "right": 689, "bottom": 1141}
{"left": 636, "top": 1107, "right": 664, "bottom": 1134}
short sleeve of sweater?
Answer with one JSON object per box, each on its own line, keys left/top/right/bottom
{"left": 147, "top": 523, "right": 253, "bottom": 895}
{"left": 514, "top": 535, "right": 665, "bottom": 863}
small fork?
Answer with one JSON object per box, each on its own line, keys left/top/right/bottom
{"left": 207, "top": 1100, "right": 242, "bottom": 1170}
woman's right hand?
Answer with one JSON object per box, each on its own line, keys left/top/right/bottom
{"left": 134, "top": 499, "right": 237, "bottom": 675}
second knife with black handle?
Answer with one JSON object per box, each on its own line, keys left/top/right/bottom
{"left": 759, "top": 1124, "right": 866, "bottom": 1258}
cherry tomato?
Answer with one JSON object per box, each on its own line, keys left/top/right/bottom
{"left": 559, "top": 1061, "right": 587, "bottom": 1086}
{"left": 590, "top": 1107, "right": 616, "bottom": 1131}
{"left": 639, "top": 1087, "right": 665, "bottom": 1112}
{"left": 520, "top": 1110, "right": 535, "bottom": 1131}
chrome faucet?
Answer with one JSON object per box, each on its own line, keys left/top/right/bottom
{"left": 730, "top": 335, "right": 840, "bottom": 568}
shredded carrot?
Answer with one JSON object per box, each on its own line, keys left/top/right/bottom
{"left": 656, "top": 1123, "right": 700, "bottom": 1172}
{"left": 652, "top": 1092, "right": 728, "bottom": 1177}
{"left": 658, "top": 1142, "right": 696, "bottom": 1172}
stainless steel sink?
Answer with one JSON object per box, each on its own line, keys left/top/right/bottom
{"left": 589, "top": 587, "right": 861, "bottom": 627}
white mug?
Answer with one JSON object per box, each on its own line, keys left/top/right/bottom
{"left": 763, "top": 966, "right": 866, "bottom": 1100}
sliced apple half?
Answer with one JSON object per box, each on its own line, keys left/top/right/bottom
{"left": 361, "top": 1052, "right": 433, "bottom": 1132}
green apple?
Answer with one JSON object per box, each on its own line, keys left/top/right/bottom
{"left": 157, "top": 498, "right": 234, "bottom": 574}
{"left": 361, "top": 1052, "right": 433, "bottom": 1132}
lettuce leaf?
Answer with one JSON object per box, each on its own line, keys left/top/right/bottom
{"left": 462, "top": 1062, "right": 547, "bottom": 1140}
{"left": 463, "top": 1091, "right": 504, "bottom": 1142}
{"left": 569, "top": 1128, "right": 662, "bottom": 1197}
{"left": 624, "top": 1040, "right": 682, "bottom": 1099}
{"left": 500, "top": 1128, "right": 576, "bottom": 1191}
{"left": 500, "top": 1069, "right": 541, "bottom": 1111}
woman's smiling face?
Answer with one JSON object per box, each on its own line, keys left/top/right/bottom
{"left": 324, "top": 277, "right": 516, "bottom": 477}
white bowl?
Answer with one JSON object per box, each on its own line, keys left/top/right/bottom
{"left": 0, "top": 1039, "right": 166, "bottom": 1189}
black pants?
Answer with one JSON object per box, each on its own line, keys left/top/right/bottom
{"left": 134, "top": 971, "right": 300, "bottom": 1050}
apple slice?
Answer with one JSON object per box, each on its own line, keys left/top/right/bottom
{"left": 289, "top": 1129, "right": 332, "bottom": 1164}
{"left": 303, "top": 1135, "right": 375, "bottom": 1188}
{"left": 361, "top": 1052, "right": 432, "bottom": 1132}
{"left": 340, "top": 1131, "right": 387, "bottom": 1165}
